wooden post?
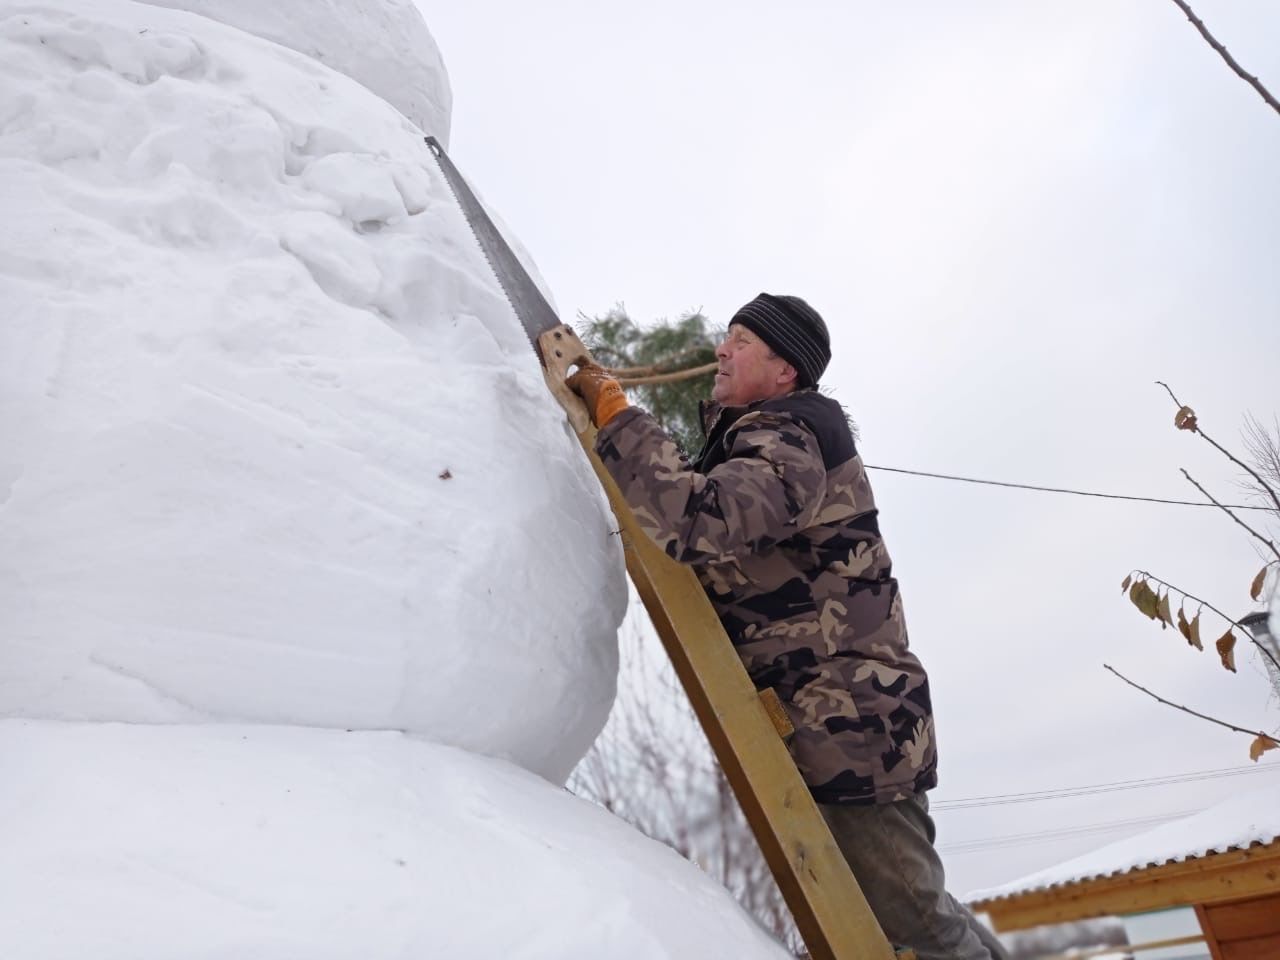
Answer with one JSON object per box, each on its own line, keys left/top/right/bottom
{"left": 541, "top": 327, "right": 894, "bottom": 960}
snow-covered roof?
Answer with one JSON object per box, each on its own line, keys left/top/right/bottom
{"left": 967, "top": 781, "right": 1280, "bottom": 904}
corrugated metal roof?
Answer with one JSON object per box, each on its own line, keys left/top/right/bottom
{"left": 967, "top": 781, "right": 1280, "bottom": 904}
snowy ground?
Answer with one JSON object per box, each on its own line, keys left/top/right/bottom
{"left": 0, "top": 720, "right": 791, "bottom": 959}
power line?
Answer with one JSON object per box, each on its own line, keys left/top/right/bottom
{"left": 942, "top": 811, "right": 1192, "bottom": 854}
{"left": 932, "top": 761, "right": 1280, "bottom": 811}
{"left": 940, "top": 810, "right": 1196, "bottom": 855}
{"left": 865, "top": 465, "right": 1273, "bottom": 511}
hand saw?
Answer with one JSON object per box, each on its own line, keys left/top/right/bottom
{"left": 425, "top": 136, "right": 590, "bottom": 432}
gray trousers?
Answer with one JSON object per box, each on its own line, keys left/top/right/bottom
{"left": 819, "top": 794, "right": 1009, "bottom": 960}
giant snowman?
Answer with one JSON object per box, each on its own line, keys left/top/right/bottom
{"left": 0, "top": 1, "right": 791, "bottom": 955}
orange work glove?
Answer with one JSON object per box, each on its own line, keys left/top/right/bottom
{"left": 565, "top": 357, "right": 629, "bottom": 428}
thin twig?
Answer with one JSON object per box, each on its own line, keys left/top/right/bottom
{"left": 1180, "top": 470, "right": 1280, "bottom": 563}
{"left": 1104, "top": 664, "right": 1280, "bottom": 744}
{"left": 1158, "top": 382, "right": 1280, "bottom": 514}
{"left": 617, "top": 361, "right": 718, "bottom": 387}
{"left": 1241, "top": 414, "right": 1280, "bottom": 505}
{"left": 1136, "top": 569, "right": 1280, "bottom": 674}
{"left": 1166, "top": 0, "right": 1280, "bottom": 117}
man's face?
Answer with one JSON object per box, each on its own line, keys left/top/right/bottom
{"left": 712, "top": 323, "right": 797, "bottom": 406}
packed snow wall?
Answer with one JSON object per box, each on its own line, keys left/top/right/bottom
{"left": 0, "top": 3, "right": 803, "bottom": 956}
{"left": 0, "top": 0, "right": 625, "bottom": 784}
{"left": 138, "top": 0, "right": 453, "bottom": 145}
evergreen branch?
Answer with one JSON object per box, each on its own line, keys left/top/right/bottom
{"left": 1104, "top": 665, "right": 1279, "bottom": 745}
{"left": 1135, "top": 570, "right": 1280, "bottom": 674}
{"left": 1166, "top": 0, "right": 1280, "bottom": 117}
{"left": 617, "top": 361, "right": 717, "bottom": 388}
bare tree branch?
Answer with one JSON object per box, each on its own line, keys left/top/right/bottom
{"left": 1166, "top": 0, "right": 1280, "bottom": 117}
{"left": 1104, "top": 664, "right": 1280, "bottom": 746}
{"left": 568, "top": 608, "right": 803, "bottom": 953}
{"left": 1241, "top": 414, "right": 1280, "bottom": 508}
{"left": 1157, "top": 382, "right": 1280, "bottom": 516}
{"left": 1180, "top": 469, "right": 1280, "bottom": 564}
{"left": 1134, "top": 569, "right": 1280, "bottom": 674}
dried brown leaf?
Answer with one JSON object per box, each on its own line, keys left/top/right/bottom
{"left": 1251, "top": 566, "right": 1268, "bottom": 601}
{"left": 1156, "top": 593, "right": 1173, "bottom": 630}
{"left": 1121, "top": 574, "right": 1132, "bottom": 593}
{"left": 1216, "top": 630, "right": 1237, "bottom": 673}
{"left": 1137, "top": 581, "right": 1160, "bottom": 620}
{"left": 1188, "top": 612, "right": 1203, "bottom": 651}
{"left": 1174, "top": 405, "right": 1198, "bottom": 431}
{"left": 1143, "top": 584, "right": 1161, "bottom": 620}
{"left": 1249, "top": 734, "right": 1279, "bottom": 762}
{"left": 1129, "top": 581, "right": 1158, "bottom": 620}
{"left": 1177, "top": 607, "right": 1192, "bottom": 642}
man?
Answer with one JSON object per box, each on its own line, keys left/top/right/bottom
{"left": 568, "top": 293, "right": 1008, "bottom": 960}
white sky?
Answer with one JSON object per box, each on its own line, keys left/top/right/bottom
{"left": 415, "top": 0, "right": 1280, "bottom": 898}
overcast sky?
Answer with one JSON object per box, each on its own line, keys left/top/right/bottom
{"left": 415, "top": 0, "right": 1280, "bottom": 898}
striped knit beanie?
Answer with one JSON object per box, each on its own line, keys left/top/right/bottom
{"left": 730, "top": 293, "right": 831, "bottom": 388}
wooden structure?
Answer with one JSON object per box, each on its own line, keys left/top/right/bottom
{"left": 971, "top": 834, "right": 1280, "bottom": 958}
{"left": 1196, "top": 888, "right": 1280, "bottom": 959}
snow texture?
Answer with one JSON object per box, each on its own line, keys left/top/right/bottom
{"left": 136, "top": 0, "right": 453, "bottom": 145}
{"left": 0, "top": 720, "right": 793, "bottom": 959}
{"left": 967, "top": 782, "right": 1280, "bottom": 903}
{"left": 0, "top": 3, "right": 796, "bottom": 955}
{"left": 0, "top": 0, "right": 626, "bottom": 785}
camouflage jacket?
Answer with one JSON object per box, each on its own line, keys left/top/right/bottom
{"left": 596, "top": 390, "right": 937, "bottom": 805}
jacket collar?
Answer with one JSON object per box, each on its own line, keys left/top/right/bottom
{"left": 698, "top": 388, "right": 818, "bottom": 436}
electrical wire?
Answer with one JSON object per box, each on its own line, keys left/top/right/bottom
{"left": 934, "top": 764, "right": 1280, "bottom": 855}
{"left": 864, "top": 464, "right": 1273, "bottom": 511}
{"left": 931, "top": 761, "right": 1280, "bottom": 811}
{"left": 939, "top": 810, "right": 1197, "bottom": 855}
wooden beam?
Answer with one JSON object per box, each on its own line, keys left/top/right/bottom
{"left": 1198, "top": 891, "right": 1280, "bottom": 960}
{"left": 540, "top": 327, "right": 895, "bottom": 960}
{"left": 1196, "top": 903, "right": 1227, "bottom": 960}
{"left": 973, "top": 840, "right": 1280, "bottom": 932}
{"left": 1199, "top": 890, "right": 1280, "bottom": 940}
{"left": 1218, "top": 935, "right": 1280, "bottom": 960}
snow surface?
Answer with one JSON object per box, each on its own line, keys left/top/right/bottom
{"left": 0, "top": 720, "right": 792, "bottom": 959}
{"left": 0, "top": 2, "right": 797, "bottom": 956}
{"left": 967, "top": 782, "right": 1280, "bottom": 903}
{"left": 0, "top": 0, "right": 626, "bottom": 784}
{"left": 137, "top": 0, "right": 452, "bottom": 145}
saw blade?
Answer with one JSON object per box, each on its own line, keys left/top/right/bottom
{"left": 425, "top": 137, "right": 563, "bottom": 361}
